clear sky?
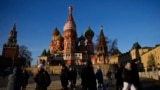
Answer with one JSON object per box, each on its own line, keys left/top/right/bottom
{"left": 0, "top": 0, "right": 160, "bottom": 65}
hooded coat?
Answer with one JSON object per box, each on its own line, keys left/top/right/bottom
{"left": 81, "top": 61, "right": 97, "bottom": 90}
{"left": 7, "top": 66, "right": 22, "bottom": 90}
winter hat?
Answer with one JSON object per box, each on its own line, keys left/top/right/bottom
{"left": 37, "top": 64, "right": 44, "bottom": 69}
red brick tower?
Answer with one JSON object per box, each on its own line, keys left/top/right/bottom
{"left": 63, "top": 6, "right": 78, "bottom": 65}
{"left": 2, "top": 23, "right": 19, "bottom": 58}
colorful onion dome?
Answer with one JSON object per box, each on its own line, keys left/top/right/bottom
{"left": 52, "top": 27, "right": 60, "bottom": 36}
{"left": 84, "top": 26, "right": 94, "bottom": 37}
{"left": 79, "top": 34, "right": 85, "bottom": 41}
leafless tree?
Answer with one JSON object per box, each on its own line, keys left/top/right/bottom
{"left": 108, "top": 38, "right": 119, "bottom": 55}
{"left": 19, "top": 45, "right": 32, "bottom": 67}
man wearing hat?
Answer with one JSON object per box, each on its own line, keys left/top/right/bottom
{"left": 34, "top": 64, "right": 51, "bottom": 90}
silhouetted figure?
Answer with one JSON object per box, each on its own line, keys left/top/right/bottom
{"left": 81, "top": 60, "right": 97, "bottom": 90}
{"left": 95, "top": 65, "right": 103, "bottom": 88}
{"left": 2, "top": 70, "right": 6, "bottom": 79}
{"left": 68, "top": 66, "right": 77, "bottom": 89}
{"left": 122, "top": 62, "right": 136, "bottom": 90}
{"left": 7, "top": 66, "right": 22, "bottom": 90}
{"left": 34, "top": 64, "right": 51, "bottom": 90}
{"left": 60, "top": 63, "right": 69, "bottom": 90}
{"left": 115, "top": 64, "right": 123, "bottom": 90}
{"left": 21, "top": 69, "right": 29, "bottom": 90}
{"left": 106, "top": 69, "right": 112, "bottom": 86}
{"left": 132, "top": 59, "right": 141, "bottom": 90}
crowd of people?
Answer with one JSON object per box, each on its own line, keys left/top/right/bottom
{"left": 5, "top": 59, "right": 141, "bottom": 90}
{"left": 59, "top": 59, "right": 141, "bottom": 90}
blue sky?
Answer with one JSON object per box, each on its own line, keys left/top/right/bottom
{"left": 0, "top": 0, "right": 160, "bottom": 65}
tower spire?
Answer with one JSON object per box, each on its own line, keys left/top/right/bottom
{"left": 67, "top": 5, "right": 74, "bottom": 22}
{"left": 100, "top": 25, "right": 103, "bottom": 31}
{"left": 96, "top": 25, "right": 108, "bottom": 64}
{"left": 7, "top": 23, "right": 17, "bottom": 46}
{"left": 13, "top": 22, "right": 16, "bottom": 31}
{"left": 69, "top": 5, "right": 72, "bottom": 14}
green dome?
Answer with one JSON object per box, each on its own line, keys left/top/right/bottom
{"left": 56, "top": 35, "right": 63, "bottom": 41}
{"left": 79, "top": 34, "right": 85, "bottom": 41}
{"left": 84, "top": 26, "right": 94, "bottom": 37}
{"left": 52, "top": 27, "right": 60, "bottom": 36}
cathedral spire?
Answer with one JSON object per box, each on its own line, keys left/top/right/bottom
{"left": 13, "top": 22, "right": 16, "bottom": 31}
{"left": 69, "top": 5, "right": 72, "bottom": 15}
{"left": 63, "top": 5, "right": 76, "bottom": 31}
{"left": 100, "top": 25, "right": 103, "bottom": 31}
{"left": 67, "top": 5, "right": 74, "bottom": 22}
{"left": 96, "top": 25, "right": 108, "bottom": 64}
{"left": 97, "top": 25, "right": 107, "bottom": 52}
{"left": 99, "top": 25, "right": 104, "bottom": 38}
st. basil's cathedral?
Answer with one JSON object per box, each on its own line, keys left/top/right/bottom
{"left": 37, "top": 6, "right": 109, "bottom": 66}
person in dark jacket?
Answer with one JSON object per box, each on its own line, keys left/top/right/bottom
{"left": 115, "top": 64, "right": 123, "bottom": 90}
{"left": 7, "top": 66, "right": 22, "bottom": 90}
{"left": 21, "top": 69, "right": 29, "bottom": 90}
{"left": 106, "top": 69, "right": 112, "bottom": 86}
{"left": 34, "top": 64, "right": 51, "bottom": 90}
{"left": 122, "top": 62, "right": 136, "bottom": 90}
{"left": 60, "top": 63, "right": 69, "bottom": 90}
{"left": 132, "top": 59, "right": 141, "bottom": 90}
{"left": 81, "top": 60, "right": 97, "bottom": 90}
{"left": 95, "top": 65, "right": 103, "bottom": 88}
{"left": 68, "top": 66, "right": 77, "bottom": 89}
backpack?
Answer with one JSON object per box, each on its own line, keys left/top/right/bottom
{"left": 43, "top": 71, "right": 51, "bottom": 87}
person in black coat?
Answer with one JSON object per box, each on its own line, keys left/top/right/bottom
{"left": 60, "top": 63, "right": 69, "bottom": 90}
{"left": 21, "top": 69, "right": 29, "bottom": 90}
{"left": 81, "top": 60, "right": 97, "bottom": 90}
{"left": 106, "top": 69, "right": 112, "bottom": 86}
{"left": 122, "top": 62, "right": 136, "bottom": 90}
{"left": 115, "top": 64, "right": 123, "bottom": 90}
{"left": 131, "top": 59, "right": 141, "bottom": 90}
{"left": 95, "top": 65, "right": 103, "bottom": 88}
{"left": 68, "top": 66, "right": 77, "bottom": 89}
{"left": 7, "top": 66, "right": 23, "bottom": 90}
{"left": 34, "top": 64, "right": 51, "bottom": 90}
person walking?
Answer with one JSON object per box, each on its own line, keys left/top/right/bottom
{"left": 60, "top": 63, "right": 69, "bottom": 90}
{"left": 115, "top": 64, "right": 123, "bottom": 90}
{"left": 68, "top": 66, "right": 77, "bottom": 89}
{"left": 131, "top": 59, "right": 141, "bottom": 90}
{"left": 81, "top": 60, "right": 97, "bottom": 90}
{"left": 21, "top": 69, "right": 29, "bottom": 90}
{"left": 122, "top": 62, "right": 136, "bottom": 90}
{"left": 7, "top": 66, "right": 23, "bottom": 90}
{"left": 34, "top": 64, "right": 51, "bottom": 90}
{"left": 95, "top": 65, "right": 103, "bottom": 88}
{"left": 106, "top": 69, "right": 112, "bottom": 86}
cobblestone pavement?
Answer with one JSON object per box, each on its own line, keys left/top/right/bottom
{"left": 25, "top": 75, "right": 116, "bottom": 90}
{"left": 0, "top": 75, "right": 115, "bottom": 90}
{"left": 0, "top": 75, "right": 160, "bottom": 90}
